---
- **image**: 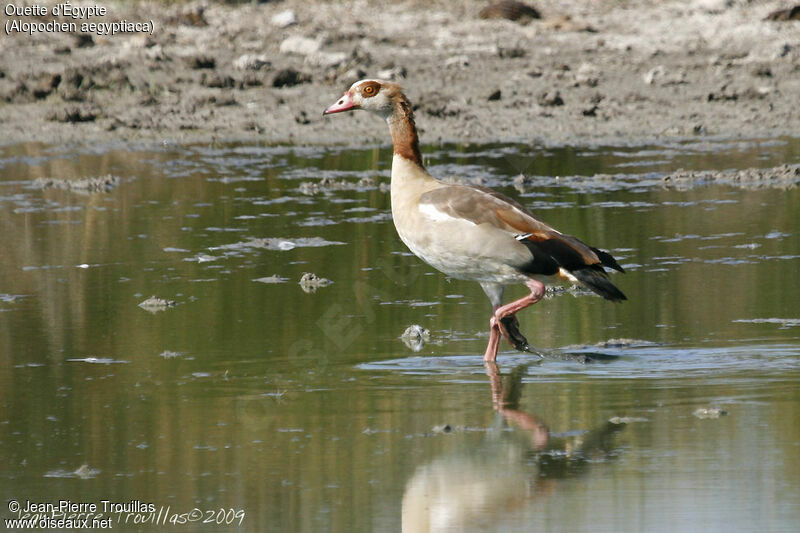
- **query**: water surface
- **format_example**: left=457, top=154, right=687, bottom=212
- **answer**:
left=0, top=137, right=798, bottom=531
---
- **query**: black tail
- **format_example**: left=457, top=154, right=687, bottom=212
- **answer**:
left=516, top=235, right=626, bottom=301
left=572, top=266, right=627, bottom=302
left=591, top=246, right=625, bottom=273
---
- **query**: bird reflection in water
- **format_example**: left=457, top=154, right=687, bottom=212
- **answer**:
left=401, top=363, right=626, bottom=532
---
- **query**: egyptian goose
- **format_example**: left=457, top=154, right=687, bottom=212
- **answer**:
left=323, top=79, right=626, bottom=362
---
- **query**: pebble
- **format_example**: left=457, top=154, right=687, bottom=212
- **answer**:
left=752, top=66, right=772, bottom=78
left=337, top=67, right=368, bottom=87
left=233, top=54, right=271, bottom=71
left=138, top=296, right=177, bottom=311
left=774, top=43, right=792, bottom=59
left=29, top=73, right=61, bottom=99
left=498, top=47, right=526, bottom=58
left=145, top=45, right=167, bottom=62
left=575, top=62, right=600, bottom=87
left=253, top=275, right=289, bottom=284
left=696, top=0, right=733, bottom=13
left=377, top=66, right=407, bottom=80
left=201, top=73, right=235, bottom=89
left=299, top=273, right=333, bottom=293
left=479, top=0, right=541, bottom=22
left=537, top=90, right=564, bottom=106
left=295, top=111, right=310, bottom=125
left=400, top=324, right=431, bottom=352
left=644, top=65, right=686, bottom=86
left=280, top=36, right=321, bottom=56
left=582, top=105, right=599, bottom=117
left=308, top=51, right=348, bottom=68
left=186, top=55, right=216, bottom=70
left=73, top=33, right=94, bottom=48
left=643, top=65, right=666, bottom=85
left=72, top=464, right=100, bottom=479
left=608, top=416, right=649, bottom=424
left=272, top=68, right=311, bottom=88
left=444, top=55, right=470, bottom=68
left=764, top=5, right=800, bottom=21
left=693, top=407, right=728, bottom=419
left=401, top=324, right=431, bottom=341
left=271, top=9, right=298, bottom=28
left=167, top=5, right=207, bottom=27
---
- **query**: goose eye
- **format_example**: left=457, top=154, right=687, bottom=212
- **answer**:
left=363, top=84, right=377, bottom=96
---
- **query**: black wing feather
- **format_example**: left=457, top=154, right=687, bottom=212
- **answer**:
left=572, top=266, right=627, bottom=301
left=518, top=238, right=627, bottom=302
left=591, top=246, right=626, bottom=273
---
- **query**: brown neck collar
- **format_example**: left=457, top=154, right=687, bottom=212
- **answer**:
left=387, top=97, right=422, bottom=167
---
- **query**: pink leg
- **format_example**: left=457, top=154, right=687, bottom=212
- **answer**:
left=484, top=317, right=502, bottom=361
left=483, top=279, right=546, bottom=362
left=484, top=361, right=549, bottom=448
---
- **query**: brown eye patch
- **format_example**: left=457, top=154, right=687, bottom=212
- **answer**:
left=361, top=81, right=380, bottom=97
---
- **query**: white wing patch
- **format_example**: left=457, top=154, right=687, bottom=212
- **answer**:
left=418, top=203, right=476, bottom=225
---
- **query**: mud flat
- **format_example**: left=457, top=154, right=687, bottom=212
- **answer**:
left=0, top=0, right=798, bottom=151
left=30, top=174, right=121, bottom=193
left=663, top=164, right=800, bottom=189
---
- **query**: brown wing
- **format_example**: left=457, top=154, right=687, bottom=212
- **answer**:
left=419, top=183, right=626, bottom=301
left=420, top=184, right=606, bottom=265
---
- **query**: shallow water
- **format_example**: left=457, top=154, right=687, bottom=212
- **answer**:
left=0, top=137, right=799, bottom=532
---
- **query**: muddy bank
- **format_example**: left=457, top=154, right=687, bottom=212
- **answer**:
left=30, top=174, right=121, bottom=193
left=0, top=0, right=798, bottom=149
left=663, top=163, right=800, bottom=189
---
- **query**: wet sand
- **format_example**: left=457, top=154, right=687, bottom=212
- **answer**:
left=1, top=0, right=798, bottom=153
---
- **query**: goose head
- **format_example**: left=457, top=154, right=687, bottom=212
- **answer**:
left=323, top=79, right=401, bottom=120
